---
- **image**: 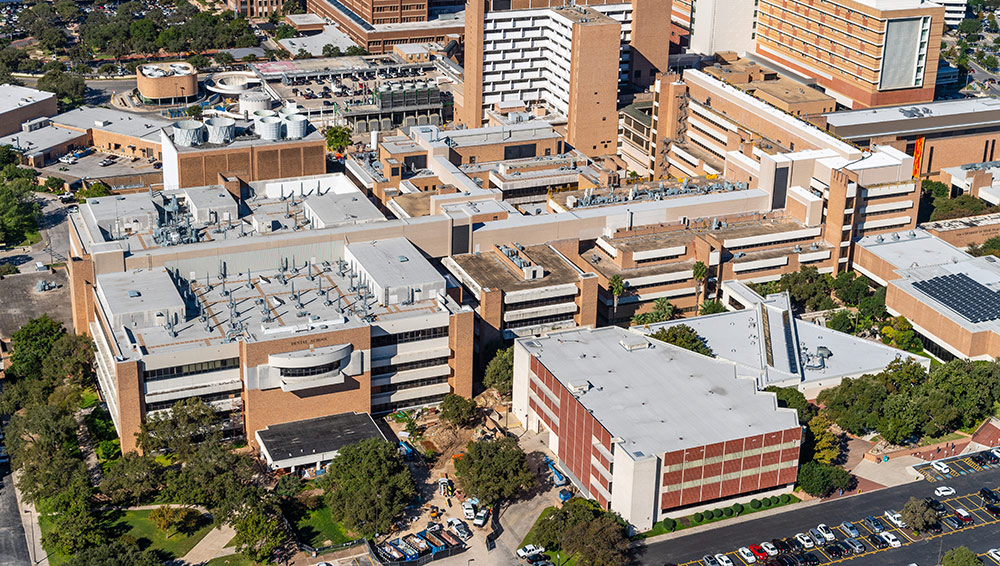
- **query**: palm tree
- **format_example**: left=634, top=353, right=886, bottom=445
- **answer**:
left=608, top=274, right=625, bottom=323
left=632, top=298, right=674, bottom=327
left=692, top=261, right=708, bottom=308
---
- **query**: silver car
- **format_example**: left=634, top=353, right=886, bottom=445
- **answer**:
left=808, top=528, right=825, bottom=546
left=844, top=538, right=866, bottom=554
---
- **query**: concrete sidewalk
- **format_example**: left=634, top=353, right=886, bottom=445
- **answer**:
left=12, top=470, right=47, bottom=566
left=181, top=524, right=237, bottom=565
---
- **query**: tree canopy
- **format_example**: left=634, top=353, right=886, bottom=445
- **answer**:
left=325, top=125, right=353, bottom=152
left=484, top=346, right=513, bottom=396
left=8, top=314, right=65, bottom=381
left=454, top=437, right=535, bottom=506
left=320, top=438, right=415, bottom=537
left=900, top=496, right=937, bottom=533
left=648, top=324, right=712, bottom=357
left=943, top=546, right=984, bottom=566
left=797, top=460, right=851, bottom=497
left=631, top=297, right=675, bottom=326
left=764, top=386, right=816, bottom=425
left=136, top=397, right=220, bottom=459
left=0, top=166, right=40, bottom=248
left=439, top=393, right=478, bottom=427
left=752, top=266, right=835, bottom=311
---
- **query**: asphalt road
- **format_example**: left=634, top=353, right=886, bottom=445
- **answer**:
left=642, top=462, right=1000, bottom=566
left=19, top=76, right=138, bottom=105
left=0, top=460, right=29, bottom=566
left=0, top=194, right=70, bottom=273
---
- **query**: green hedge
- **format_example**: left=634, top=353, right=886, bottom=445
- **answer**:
left=732, top=503, right=744, bottom=515
left=779, top=494, right=790, bottom=504
left=661, top=518, right=676, bottom=531
left=712, top=509, right=723, bottom=519
left=750, top=499, right=761, bottom=509
left=723, top=507, right=734, bottom=517
left=692, top=512, right=704, bottom=523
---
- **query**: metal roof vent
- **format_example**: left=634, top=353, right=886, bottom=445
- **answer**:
left=620, top=335, right=649, bottom=351
left=127, top=290, right=141, bottom=298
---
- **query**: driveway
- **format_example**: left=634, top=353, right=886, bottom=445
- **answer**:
left=1, top=194, right=70, bottom=274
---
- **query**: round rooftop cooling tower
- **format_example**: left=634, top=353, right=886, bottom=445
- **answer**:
left=240, top=91, right=271, bottom=114
left=284, top=114, right=307, bottom=139
left=205, top=117, right=236, bottom=144
left=252, top=109, right=277, bottom=123
left=258, top=116, right=283, bottom=141
left=141, top=65, right=167, bottom=78
left=172, top=120, right=205, bottom=147
left=277, top=104, right=300, bottom=118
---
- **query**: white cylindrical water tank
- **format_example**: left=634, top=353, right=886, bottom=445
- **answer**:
left=277, top=104, right=299, bottom=118
left=205, top=117, right=236, bottom=144
left=172, top=120, right=205, bottom=147
left=284, top=114, right=307, bottom=139
left=240, top=91, right=271, bottom=115
left=252, top=109, right=277, bottom=123
left=258, top=116, right=283, bottom=141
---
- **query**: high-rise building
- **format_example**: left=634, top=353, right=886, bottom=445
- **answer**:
left=754, top=0, right=945, bottom=108
left=458, top=0, right=673, bottom=156
left=303, top=0, right=465, bottom=54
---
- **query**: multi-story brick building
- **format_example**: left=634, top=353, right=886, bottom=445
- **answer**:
left=0, top=85, right=58, bottom=138
left=304, top=0, right=465, bottom=54
left=754, top=0, right=945, bottom=108
left=512, top=326, right=801, bottom=529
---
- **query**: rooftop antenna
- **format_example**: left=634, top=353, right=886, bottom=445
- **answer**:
left=306, top=259, right=314, bottom=281
left=204, top=272, right=212, bottom=292
left=221, top=278, right=228, bottom=297
left=247, top=268, right=253, bottom=290
left=218, top=260, right=226, bottom=281
left=292, top=255, right=299, bottom=273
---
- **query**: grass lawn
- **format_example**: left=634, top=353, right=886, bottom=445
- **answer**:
left=78, top=388, right=100, bottom=409
left=40, top=509, right=214, bottom=565
left=206, top=555, right=257, bottom=566
left=919, top=431, right=967, bottom=446
left=517, top=507, right=578, bottom=566
left=17, top=230, right=41, bottom=247
left=284, top=501, right=351, bottom=548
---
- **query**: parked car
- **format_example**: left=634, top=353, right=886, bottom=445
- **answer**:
left=988, top=548, right=1000, bottom=562
left=925, top=521, right=943, bottom=534
left=884, top=510, right=906, bottom=528
left=840, top=521, right=860, bottom=538
left=748, top=544, right=768, bottom=560
left=517, top=545, right=545, bottom=558
left=760, top=542, right=778, bottom=556
left=864, top=515, right=885, bottom=533
left=807, top=529, right=825, bottom=547
left=714, top=554, right=734, bottom=566
left=794, top=533, right=814, bottom=549
left=955, top=508, right=974, bottom=525
left=981, top=487, right=1000, bottom=504
left=737, top=547, right=757, bottom=564
left=524, top=555, right=547, bottom=565
left=825, top=542, right=844, bottom=558
left=931, top=461, right=952, bottom=474
left=702, top=555, right=720, bottom=566
left=843, top=538, right=866, bottom=554
left=785, top=536, right=802, bottom=552
left=772, top=539, right=790, bottom=553
left=473, top=508, right=490, bottom=527
left=446, top=518, right=472, bottom=539
left=462, top=500, right=476, bottom=519
left=867, top=533, right=889, bottom=549
left=799, top=553, right=820, bottom=566
left=942, top=515, right=962, bottom=530
left=935, top=486, right=956, bottom=497
left=925, top=498, right=947, bottom=516
left=880, top=532, right=901, bottom=548
left=816, top=524, right=835, bottom=542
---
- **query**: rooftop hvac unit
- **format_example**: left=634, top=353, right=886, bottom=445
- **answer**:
left=284, top=114, right=307, bottom=139
left=172, top=119, right=205, bottom=147
left=205, top=117, right=236, bottom=144
left=277, top=103, right=299, bottom=118
left=141, top=65, right=167, bottom=78
left=258, top=116, right=283, bottom=141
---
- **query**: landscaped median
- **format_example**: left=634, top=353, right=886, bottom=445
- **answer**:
left=519, top=492, right=803, bottom=564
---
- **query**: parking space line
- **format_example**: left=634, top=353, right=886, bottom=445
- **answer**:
left=734, top=552, right=750, bottom=566
left=970, top=508, right=995, bottom=524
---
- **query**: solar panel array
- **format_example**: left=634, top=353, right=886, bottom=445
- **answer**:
left=913, top=273, right=1000, bottom=323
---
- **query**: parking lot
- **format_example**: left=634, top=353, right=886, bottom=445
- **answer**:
left=914, top=451, right=1000, bottom=482
left=644, top=451, right=1000, bottom=566
left=39, top=150, right=160, bottom=185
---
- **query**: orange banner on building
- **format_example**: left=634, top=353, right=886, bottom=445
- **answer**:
left=912, top=137, right=925, bottom=178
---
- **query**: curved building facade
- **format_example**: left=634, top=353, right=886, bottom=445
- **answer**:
left=136, top=63, right=199, bottom=105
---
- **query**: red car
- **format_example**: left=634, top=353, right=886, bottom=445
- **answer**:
left=955, top=508, right=974, bottom=524
left=749, top=544, right=769, bottom=561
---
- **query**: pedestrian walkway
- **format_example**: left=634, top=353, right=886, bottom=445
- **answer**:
left=181, top=524, right=237, bottom=565
left=11, top=470, right=48, bottom=566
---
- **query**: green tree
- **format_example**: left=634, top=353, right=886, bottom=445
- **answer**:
left=186, top=54, right=210, bottom=69
left=35, top=70, right=86, bottom=106
left=0, top=174, right=40, bottom=247
left=833, top=271, right=869, bottom=306
left=764, top=386, right=816, bottom=425
left=8, top=315, right=65, bottom=381
left=797, top=461, right=851, bottom=497
left=78, top=182, right=112, bottom=200
left=42, top=333, right=95, bottom=385
left=294, top=49, right=311, bottom=59
left=185, top=104, right=202, bottom=118
left=608, top=274, right=625, bottom=321
left=43, top=176, right=65, bottom=192
left=0, top=145, right=19, bottom=167
left=322, top=44, right=342, bottom=57
left=454, top=437, right=535, bottom=507
left=439, top=393, right=478, bottom=427
left=0, top=262, right=17, bottom=276
left=274, top=24, right=297, bottom=40
left=136, top=397, right=220, bottom=460
left=524, top=497, right=601, bottom=551
left=943, top=546, right=984, bottom=566
left=828, top=310, right=855, bottom=334
left=817, top=374, right=888, bottom=435
left=325, top=125, right=353, bottom=151
left=274, top=474, right=303, bottom=498
left=483, top=346, right=513, bottom=396
left=233, top=510, right=287, bottom=563
left=75, top=540, right=161, bottom=566
left=969, top=235, right=1000, bottom=257
left=692, top=260, right=708, bottom=304
left=214, top=51, right=235, bottom=67
left=321, top=438, right=415, bottom=537
left=648, top=324, right=712, bottom=357
left=97, top=63, right=118, bottom=75
left=100, top=452, right=161, bottom=506
left=931, top=194, right=992, bottom=221
left=699, top=300, right=726, bottom=315
left=807, top=413, right=841, bottom=465
left=282, top=0, right=304, bottom=14
left=922, top=179, right=951, bottom=199
left=631, top=297, right=674, bottom=326
left=958, top=18, right=983, bottom=37
left=41, top=497, right=106, bottom=554
left=345, top=46, right=368, bottom=56
left=149, top=505, right=179, bottom=535
left=900, top=496, right=938, bottom=533
left=562, top=514, right=632, bottom=566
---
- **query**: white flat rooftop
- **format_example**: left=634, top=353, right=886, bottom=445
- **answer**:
left=519, top=326, right=799, bottom=459
left=857, top=228, right=970, bottom=271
